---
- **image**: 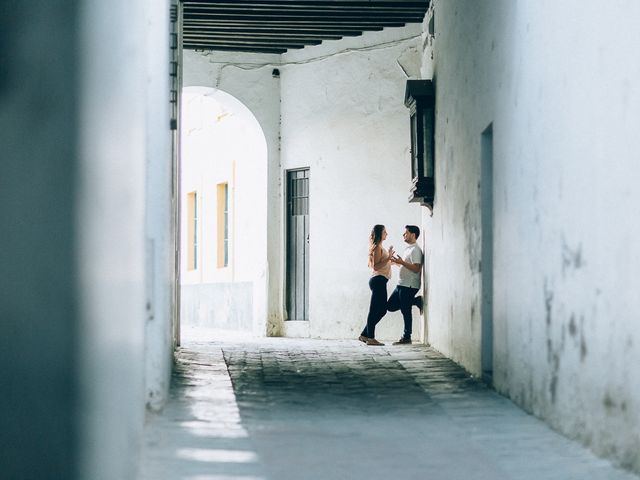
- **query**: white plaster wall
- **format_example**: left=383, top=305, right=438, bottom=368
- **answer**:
left=281, top=26, right=424, bottom=341
left=77, top=0, right=160, bottom=477
left=423, top=0, right=640, bottom=472
left=2, top=1, right=171, bottom=477
left=143, top=0, right=174, bottom=412
left=183, top=51, right=281, bottom=335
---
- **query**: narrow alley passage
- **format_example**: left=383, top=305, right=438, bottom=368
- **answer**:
left=139, top=332, right=638, bottom=480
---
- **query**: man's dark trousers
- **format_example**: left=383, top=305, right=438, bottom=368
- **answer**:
left=387, top=285, right=419, bottom=339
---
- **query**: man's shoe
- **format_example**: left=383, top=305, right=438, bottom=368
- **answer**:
left=415, top=295, right=424, bottom=315
left=366, top=338, right=385, bottom=346
left=358, top=335, right=369, bottom=344
left=392, top=337, right=412, bottom=345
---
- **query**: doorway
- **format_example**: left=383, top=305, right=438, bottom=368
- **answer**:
left=481, top=124, right=494, bottom=383
left=285, top=168, right=310, bottom=321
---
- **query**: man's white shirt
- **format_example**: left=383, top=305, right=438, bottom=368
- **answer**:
left=397, top=244, right=423, bottom=289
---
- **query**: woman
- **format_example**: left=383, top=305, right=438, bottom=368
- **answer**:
left=359, top=224, right=394, bottom=346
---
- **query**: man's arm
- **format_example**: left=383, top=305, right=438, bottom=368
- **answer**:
left=390, top=255, right=422, bottom=273
left=402, top=259, right=422, bottom=273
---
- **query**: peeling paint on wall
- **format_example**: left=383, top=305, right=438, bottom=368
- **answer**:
left=561, top=237, right=584, bottom=276
left=396, top=45, right=421, bottom=78
left=544, top=280, right=554, bottom=327
left=543, top=271, right=566, bottom=406
left=464, top=201, right=481, bottom=274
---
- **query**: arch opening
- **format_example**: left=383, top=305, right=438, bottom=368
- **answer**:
left=179, top=86, right=268, bottom=338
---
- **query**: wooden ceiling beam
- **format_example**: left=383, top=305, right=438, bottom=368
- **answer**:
left=185, top=30, right=347, bottom=38
left=185, top=39, right=322, bottom=49
left=184, top=10, right=423, bottom=20
left=184, top=32, right=346, bottom=41
left=184, top=25, right=372, bottom=35
left=184, top=43, right=288, bottom=54
left=184, top=13, right=424, bottom=21
left=184, top=31, right=363, bottom=40
left=182, top=0, right=429, bottom=53
left=184, top=19, right=389, bottom=28
left=184, top=24, right=415, bottom=31
left=183, top=6, right=425, bottom=14
left=184, top=36, right=322, bottom=45
left=184, top=17, right=412, bottom=26
left=184, top=0, right=426, bottom=5
left=185, top=23, right=407, bottom=31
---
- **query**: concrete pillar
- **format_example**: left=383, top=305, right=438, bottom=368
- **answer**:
left=0, top=0, right=173, bottom=478
left=75, top=1, right=149, bottom=476
left=143, top=0, right=175, bottom=412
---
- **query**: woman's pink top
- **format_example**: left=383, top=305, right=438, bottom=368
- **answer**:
left=371, top=246, right=391, bottom=279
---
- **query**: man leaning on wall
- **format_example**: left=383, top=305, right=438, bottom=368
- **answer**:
left=388, top=225, right=423, bottom=344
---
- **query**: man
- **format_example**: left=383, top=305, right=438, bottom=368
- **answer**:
left=388, top=225, right=424, bottom=344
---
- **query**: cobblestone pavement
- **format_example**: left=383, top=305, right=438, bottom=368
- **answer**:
left=139, top=332, right=639, bottom=480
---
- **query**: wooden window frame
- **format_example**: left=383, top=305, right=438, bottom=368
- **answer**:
left=216, top=182, right=229, bottom=268
left=187, top=191, right=198, bottom=270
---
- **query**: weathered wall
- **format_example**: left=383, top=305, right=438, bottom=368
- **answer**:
left=181, top=283, right=253, bottom=331
left=423, top=0, right=640, bottom=472
left=76, top=0, right=164, bottom=477
left=143, top=0, right=174, bottom=412
left=280, top=26, right=424, bottom=340
left=183, top=51, right=281, bottom=335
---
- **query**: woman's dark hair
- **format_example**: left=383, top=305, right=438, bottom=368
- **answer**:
left=369, top=224, right=385, bottom=247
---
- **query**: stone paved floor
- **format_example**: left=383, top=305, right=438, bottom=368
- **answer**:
left=138, top=329, right=639, bottom=480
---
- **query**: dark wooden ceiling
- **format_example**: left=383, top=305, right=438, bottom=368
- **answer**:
left=182, top=0, right=430, bottom=54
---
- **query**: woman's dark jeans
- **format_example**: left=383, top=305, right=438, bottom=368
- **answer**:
left=360, top=275, right=388, bottom=339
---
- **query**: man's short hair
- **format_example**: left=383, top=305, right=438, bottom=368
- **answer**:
left=405, top=225, right=420, bottom=239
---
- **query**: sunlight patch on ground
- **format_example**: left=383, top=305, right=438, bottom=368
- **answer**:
left=176, top=448, right=258, bottom=464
